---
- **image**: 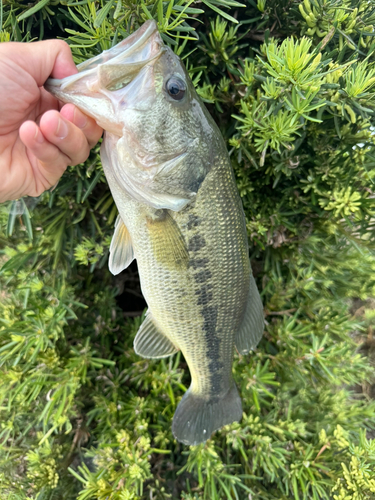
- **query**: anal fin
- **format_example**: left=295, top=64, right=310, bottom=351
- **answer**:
left=235, top=274, right=264, bottom=355
left=109, top=215, right=134, bottom=275
left=134, top=311, right=179, bottom=359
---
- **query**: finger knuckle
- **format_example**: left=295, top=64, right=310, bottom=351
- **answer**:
left=88, top=128, right=103, bottom=149
left=47, top=146, right=64, bottom=165
left=50, top=39, right=71, bottom=54
left=70, top=143, right=90, bottom=166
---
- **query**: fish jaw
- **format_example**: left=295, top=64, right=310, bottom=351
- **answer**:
left=44, top=20, right=163, bottom=134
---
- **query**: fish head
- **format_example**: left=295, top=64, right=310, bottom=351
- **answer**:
left=119, top=39, right=218, bottom=169
left=46, top=21, right=221, bottom=207
left=45, top=20, right=164, bottom=135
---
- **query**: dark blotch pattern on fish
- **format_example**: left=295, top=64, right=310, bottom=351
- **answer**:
left=192, top=257, right=223, bottom=395
left=201, top=304, right=224, bottom=394
left=195, top=283, right=213, bottom=306
left=188, top=234, right=206, bottom=252
left=193, top=269, right=212, bottom=283
left=190, top=258, right=209, bottom=269
left=187, top=207, right=224, bottom=396
left=187, top=214, right=201, bottom=230
left=188, top=176, right=205, bottom=193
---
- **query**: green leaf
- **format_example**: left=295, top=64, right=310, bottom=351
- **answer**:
left=172, top=4, right=204, bottom=14
left=209, top=0, right=245, bottom=7
left=20, top=199, right=33, bottom=241
left=81, top=170, right=103, bottom=203
left=201, top=0, right=239, bottom=23
left=68, top=467, right=87, bottom=483
left=6, top=202, right=17, bottom=237
left=94, top=0, right=115, bottom=28
left=18, top=0, right=50, bottom=21
left=113, top=0, right=121, bottom=20
left=140, top=0, right=153, bottom=20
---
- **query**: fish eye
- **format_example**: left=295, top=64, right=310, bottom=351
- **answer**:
left=166, top=77, right=186, bottom=101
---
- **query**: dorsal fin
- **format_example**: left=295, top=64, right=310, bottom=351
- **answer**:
left=235, top=274, right=264, bottom=355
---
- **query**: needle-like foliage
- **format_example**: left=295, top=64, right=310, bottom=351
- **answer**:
left=1, top=0, right=375, bottom=499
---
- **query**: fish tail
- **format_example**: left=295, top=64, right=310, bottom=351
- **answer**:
left=172, top=384, right=242, bottom=446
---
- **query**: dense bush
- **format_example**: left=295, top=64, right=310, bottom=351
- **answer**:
left=1, top=0, right=375, bottom=498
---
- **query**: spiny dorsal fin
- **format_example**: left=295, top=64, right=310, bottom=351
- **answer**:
left=109, top=215, right=134, bottom=275
left=235, top=274, right=264, bottom=355
left=134, top=311, right=179, bottom=359
left=146, top=211, right=189, bottom=270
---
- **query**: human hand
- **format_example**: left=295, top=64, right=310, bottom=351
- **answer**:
left=0, top=40, right=103, bottom=203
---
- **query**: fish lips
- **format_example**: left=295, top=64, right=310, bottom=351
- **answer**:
left=45, top=20, right=163, bottom=133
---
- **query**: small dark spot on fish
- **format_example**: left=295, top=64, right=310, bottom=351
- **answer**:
left=187, top=214, right=201, bottom=230
left=196, top=283, right=213, bottom=306
left=188, top=234, right=206, bottom=252
left=155, top=132, right=165, bottom=145
left=209, top=357, right=224, bottom=373
left=193, top=269, right=212, bottom=283
left=201, top=305, right=217, bottom=335
left=190, top=258, right=209, bottom=269
left=210, top=372, right=224, bottom=394
left=195, top=283, right=212, bottom=295
left=146, top=209, right=167, bottom=223
left=188, top=176, right=205, bottom=193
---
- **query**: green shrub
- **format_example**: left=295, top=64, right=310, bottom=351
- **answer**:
left=1, top=0, right=375, bottom=498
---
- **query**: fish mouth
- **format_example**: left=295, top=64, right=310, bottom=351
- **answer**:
left=45, top=20, right=163, bottom=132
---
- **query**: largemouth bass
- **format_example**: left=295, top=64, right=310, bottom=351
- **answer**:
left=46, top=21, right=264, bottom=446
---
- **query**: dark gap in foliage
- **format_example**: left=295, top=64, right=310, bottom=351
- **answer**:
left=42, top=24, right=66, bottom=40
left=114, top=260, right=147, bottom=316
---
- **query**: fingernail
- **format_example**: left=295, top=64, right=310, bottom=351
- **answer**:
left=74, top=108, right=87, bottom=129
left=34, top=127, right=44, bottom=144
left=56, top=117, right=68, bottom=139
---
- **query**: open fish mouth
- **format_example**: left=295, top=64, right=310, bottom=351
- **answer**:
left=45, top=20, right=163, bottom=131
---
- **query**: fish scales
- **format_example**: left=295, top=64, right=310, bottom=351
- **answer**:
left=45, top=20, right=264, bottom=445
left=105, top=144, right=248, bottom=396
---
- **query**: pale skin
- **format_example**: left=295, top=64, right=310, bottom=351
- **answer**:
left=0, top=40, right=103, bottom=203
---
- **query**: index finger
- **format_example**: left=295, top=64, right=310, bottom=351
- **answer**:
left=0, top=39, right=78, bottom=86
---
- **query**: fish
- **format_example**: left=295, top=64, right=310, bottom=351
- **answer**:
left=45, top=20, right=264, bottom=446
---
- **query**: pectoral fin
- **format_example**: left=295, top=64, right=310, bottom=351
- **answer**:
left=134, top=311, right=179, bottom=359
left=146, top=211, right=189, bottom=270
left=235, top=275, right=264, bottom=354
left=109, top=215, right=134, bottom=275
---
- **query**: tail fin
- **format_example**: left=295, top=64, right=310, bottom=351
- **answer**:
left=172, top=384, right=242, bottom=445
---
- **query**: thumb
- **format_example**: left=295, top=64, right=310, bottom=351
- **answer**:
left=5, top=39, right=78, bottom=86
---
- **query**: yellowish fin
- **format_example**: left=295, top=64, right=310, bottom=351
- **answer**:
left=146, top=211, right=189, bottom=270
